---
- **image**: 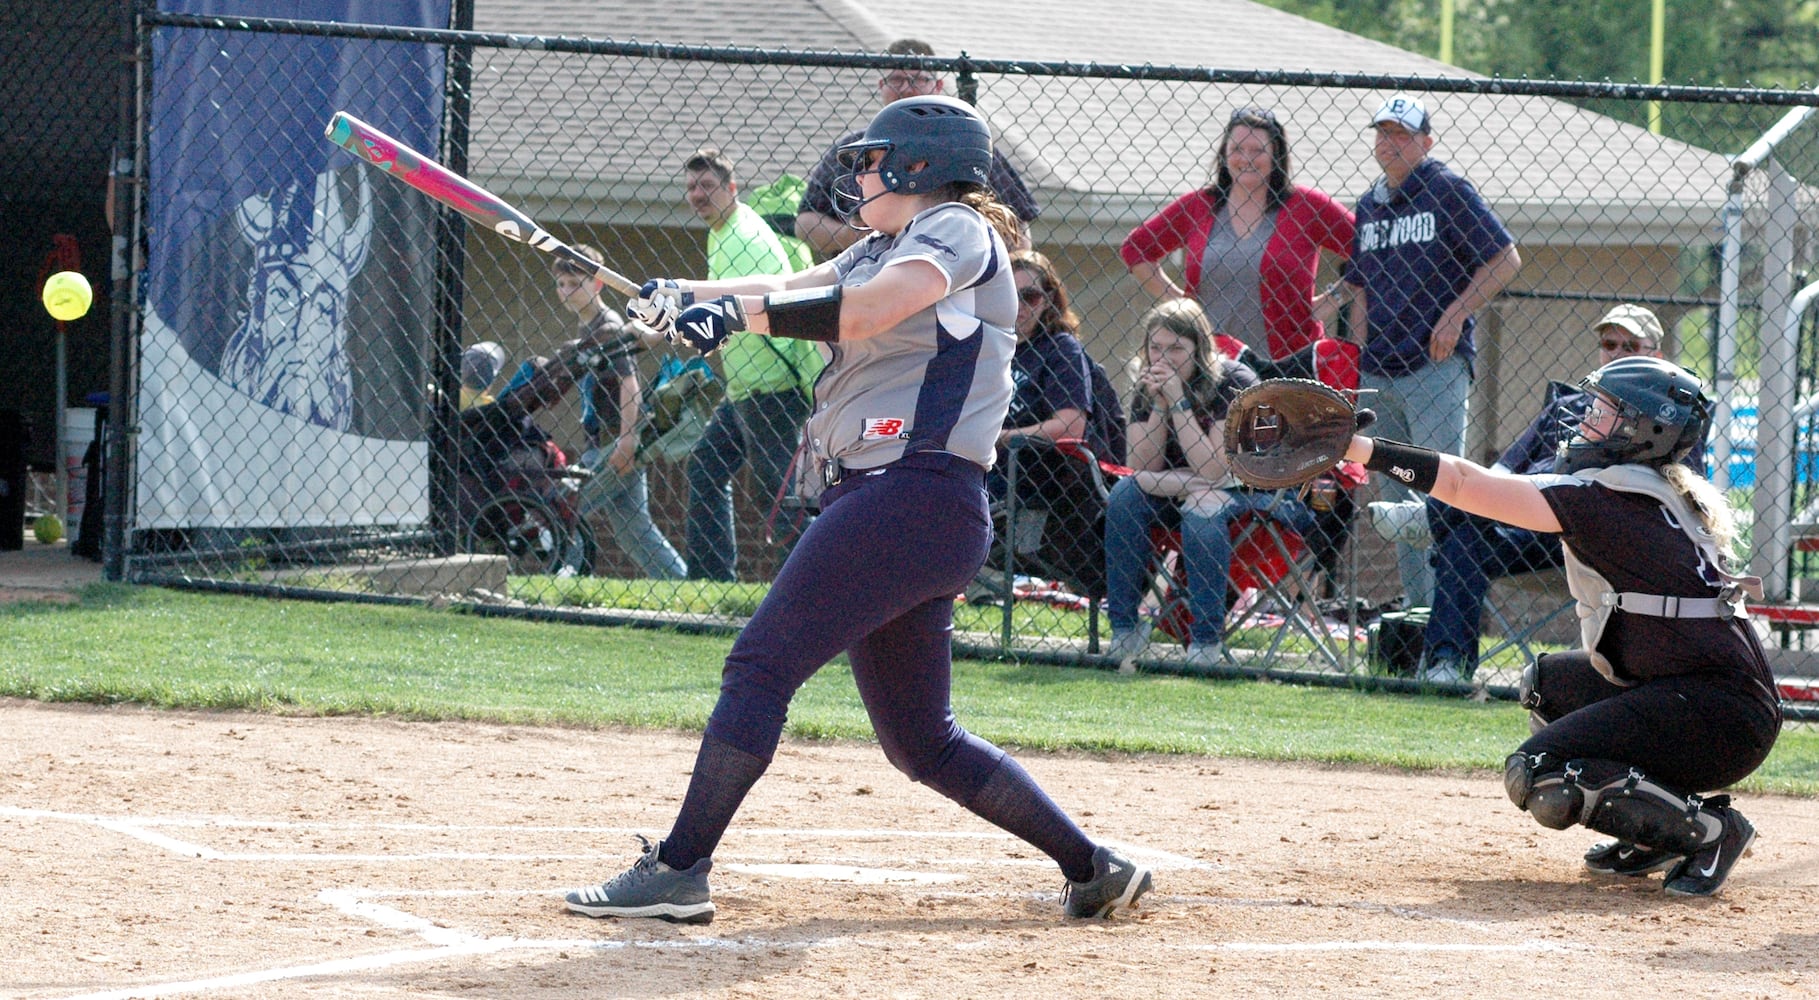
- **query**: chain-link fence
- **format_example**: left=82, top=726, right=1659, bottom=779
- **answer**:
left=112, top=10, right=1819, bottom=713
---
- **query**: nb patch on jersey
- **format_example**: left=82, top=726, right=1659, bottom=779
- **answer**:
left=861, top=417, right=909, bottom=441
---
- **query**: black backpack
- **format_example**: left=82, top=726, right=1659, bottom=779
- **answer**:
left=1083, top=356, right=1127, bottom=466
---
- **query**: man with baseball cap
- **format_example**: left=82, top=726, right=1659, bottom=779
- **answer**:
left=1342, top=92, right=1522, bottom=612
left=1368, top=303, right=1688, bottom=683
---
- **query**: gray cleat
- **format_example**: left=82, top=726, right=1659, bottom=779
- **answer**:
left=565, top=835, right=716, bottom=924
left=1062, top=845, right=1153, bottom=918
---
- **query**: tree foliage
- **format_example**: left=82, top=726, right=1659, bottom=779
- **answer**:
left=1262, top=0, right=1819, bottom=153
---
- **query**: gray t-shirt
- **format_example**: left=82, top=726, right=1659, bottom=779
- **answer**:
left=801, top=203, right=1016, bottom=489
left=1195, top=206, right=1275, bottom=357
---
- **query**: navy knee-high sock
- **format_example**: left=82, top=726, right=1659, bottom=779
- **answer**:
left=957, top=752, right=1098, bottom=883
left=657, top=735, right=769, bottom=871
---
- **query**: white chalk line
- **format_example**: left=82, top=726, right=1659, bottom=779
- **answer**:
left=11, top=804, right=1550, bottom=1000
left=53, top=889, right=1571, bottom=1000
left=1186, top=940, right=1588, bottom=954
left=1, top=805, right=1204, bottom=870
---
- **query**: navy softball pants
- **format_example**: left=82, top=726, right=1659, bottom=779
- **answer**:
left=662, top=457, right=1097, bottom=880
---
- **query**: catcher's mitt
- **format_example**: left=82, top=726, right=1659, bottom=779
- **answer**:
left=1223, top=378, right=1361, bottom=490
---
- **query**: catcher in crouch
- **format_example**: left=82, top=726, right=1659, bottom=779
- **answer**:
left=1227, top=358, right=1778, bottom=897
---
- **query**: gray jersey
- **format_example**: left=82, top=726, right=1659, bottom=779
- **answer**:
left=803, top=203, right=1016, bottom=488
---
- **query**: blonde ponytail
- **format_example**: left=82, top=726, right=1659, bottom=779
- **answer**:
left=1661, top=464, right=1740, bottom=565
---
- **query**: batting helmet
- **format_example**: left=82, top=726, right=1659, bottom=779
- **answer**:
left=836, top=95, right=993, bottom=199
left=1556, top=355, right=1710, bottom=474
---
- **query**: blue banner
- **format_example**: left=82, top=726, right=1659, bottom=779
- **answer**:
left=140, top=1, right=447, bottom=528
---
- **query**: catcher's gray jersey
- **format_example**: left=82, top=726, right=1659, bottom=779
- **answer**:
left=804, top=203, right=1016, bottom=480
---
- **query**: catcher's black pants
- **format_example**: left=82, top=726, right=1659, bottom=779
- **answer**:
left=1518, top=651, right=1780, bottom=795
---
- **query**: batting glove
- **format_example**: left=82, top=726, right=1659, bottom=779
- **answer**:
left=674, top=296, right=746, bottom=357
left=628, top=279, right=692, bottom=338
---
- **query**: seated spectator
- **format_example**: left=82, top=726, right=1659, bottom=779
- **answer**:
left=459, top=341, right=505, bottom=410
left=1103, top=299, right=1314, bottom=673
left=982, top=250, right=1113, bottom=600
left=1120, top=105, right=1354, bottom=366
left=1368, top=304, right=1685, bottom=682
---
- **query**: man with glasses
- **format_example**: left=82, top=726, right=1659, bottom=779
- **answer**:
left=793, top=38, right=1040, bottom=260
left=1368, top=304, right=1692, bottom=683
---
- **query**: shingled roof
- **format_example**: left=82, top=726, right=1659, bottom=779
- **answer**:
left=467, top=0, right=1734, bottom=245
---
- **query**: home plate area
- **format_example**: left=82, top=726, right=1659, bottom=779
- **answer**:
left=4, top=705, right=1815, bottom=999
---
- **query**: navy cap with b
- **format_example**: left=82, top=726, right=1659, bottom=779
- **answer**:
left=1370, top=94, right=1431, bottom=134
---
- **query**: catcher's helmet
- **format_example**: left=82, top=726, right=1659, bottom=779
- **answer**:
left=836, top=95, right=993, bottom=203
left=1556, top=356, right=1710, bottom=474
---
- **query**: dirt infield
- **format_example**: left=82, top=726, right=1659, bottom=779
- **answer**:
left=4, top=698, right=1816, bottom=1000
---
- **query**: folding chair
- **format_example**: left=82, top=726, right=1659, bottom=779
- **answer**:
left=996, top=435, right=1119, bottom=651
left=1147, top=495, right=1354, bottom=674
left=1480, top=568, right=1576, bottom=668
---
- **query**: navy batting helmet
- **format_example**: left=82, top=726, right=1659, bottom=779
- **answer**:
left=1557, top=356, right=1710, bottom=474
left=836, top=95, right=993, bottom=198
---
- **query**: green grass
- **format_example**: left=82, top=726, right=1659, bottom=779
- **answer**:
left=6, top=584, right=1816, bottom=796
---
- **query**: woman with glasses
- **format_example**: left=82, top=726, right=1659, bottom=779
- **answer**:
left=980, top=249, right=1119, bottom=602
left=1121, top=106, right=1355, bottom=367
left=1342, top=354, right=1776, bottom=899
left=566, top=94, right=1152, bottom=924
left=999, top=250, right=1099, bottom=458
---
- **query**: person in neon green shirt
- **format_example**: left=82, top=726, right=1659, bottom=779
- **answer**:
left=682, top=147, right=823, bottom=579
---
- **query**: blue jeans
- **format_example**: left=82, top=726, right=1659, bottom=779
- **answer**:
left=685, top=391, right=811, bottom=581
left=1425, top=499, right=1562, bottom=668
left=575, top=452, right=686, bottom=579
left=1103, top=476, right=1315, bottom=646
left=1360, top=353, right=1469, bottom=608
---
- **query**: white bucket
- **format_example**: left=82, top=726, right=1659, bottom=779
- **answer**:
left=63, top=407, right=95, bottom=544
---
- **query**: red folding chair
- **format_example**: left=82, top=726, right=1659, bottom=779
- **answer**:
left=1147, top=502, right=1354, bottom=673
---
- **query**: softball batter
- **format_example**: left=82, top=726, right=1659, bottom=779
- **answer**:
left=1344, top=355, right=1778, bottom=897
left=563, top=95, right=1152, bottom=923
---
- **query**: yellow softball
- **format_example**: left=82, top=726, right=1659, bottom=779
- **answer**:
left=42, top=271, right=93, bottom=322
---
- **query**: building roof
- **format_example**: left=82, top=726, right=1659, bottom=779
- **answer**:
left=466, top=0, right=1736, bottom=245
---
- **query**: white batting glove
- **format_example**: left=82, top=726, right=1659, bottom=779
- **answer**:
left=628, top=279, right=692, bottom=338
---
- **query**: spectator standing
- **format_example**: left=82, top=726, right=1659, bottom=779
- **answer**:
left=794, top=38, right=1039, bottom=260
left=1121, top=105, right=1355, bottom=364
left=1342, top=94, right=1521, bottom=610
left=1369, top=304, right=1683, bottom=682
left=549, top=247, right=685, bottom=579
left=1102, top=299, right=1313, bottom=673
left=680, top=148, right=823, bottom=580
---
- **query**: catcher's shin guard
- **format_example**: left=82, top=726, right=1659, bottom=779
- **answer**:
left=1504, top=753, right=1722, bottom=852
left=1504, top=752, right=1584, bottom=830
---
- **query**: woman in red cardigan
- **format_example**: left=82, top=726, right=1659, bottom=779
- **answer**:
left=1121, top=106, right=1355, bottom=365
